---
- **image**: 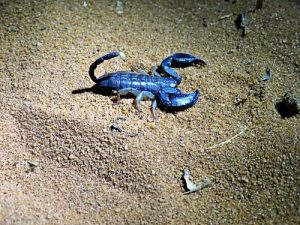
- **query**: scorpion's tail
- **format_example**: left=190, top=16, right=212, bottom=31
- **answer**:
left=89, top=51, right=126, bottom=83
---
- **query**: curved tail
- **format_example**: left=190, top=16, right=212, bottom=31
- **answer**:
left=88, top=51, right=126, bottom=83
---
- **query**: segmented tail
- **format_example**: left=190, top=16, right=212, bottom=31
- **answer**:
left=88, top=51, right=126, bottom=83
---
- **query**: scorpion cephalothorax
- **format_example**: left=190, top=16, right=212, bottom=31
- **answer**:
left=88, top=51, right=206, bottom=118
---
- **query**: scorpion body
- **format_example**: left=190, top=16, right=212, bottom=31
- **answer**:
left=94, top=72, right=177, bottom=95
left=89, top=51, right=206, bottom=117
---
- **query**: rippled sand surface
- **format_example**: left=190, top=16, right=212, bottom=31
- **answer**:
left=0, top=1, right=299, bottom=224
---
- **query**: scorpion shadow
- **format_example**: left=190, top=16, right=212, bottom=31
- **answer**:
left=72, top=85, right=112, bottom=96
left=72, top=85, right=143, bottom=104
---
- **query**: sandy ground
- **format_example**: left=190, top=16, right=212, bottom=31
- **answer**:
left=0, top=0, right=299, bottom=224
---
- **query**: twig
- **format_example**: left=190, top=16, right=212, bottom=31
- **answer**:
left=218, top=13, right=233, bottom=21
left=205, top=125, right=247, bottom=150
left=206, top=13, right=233, bottom=26
left=256, top=0, right=263, bottom=9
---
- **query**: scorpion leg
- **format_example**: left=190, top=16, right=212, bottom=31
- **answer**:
left=115, top=88, right=157, bottom=118
left=115, top=88, right=140, bottom=104
left=157, top=53, right=207, bottom=84
left=150, top=66, right=161, bottom=77
left=135, top=91, right=157, bottom=118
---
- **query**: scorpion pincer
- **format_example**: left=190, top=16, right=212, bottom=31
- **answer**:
left=88, top=51, right=206, bottom=118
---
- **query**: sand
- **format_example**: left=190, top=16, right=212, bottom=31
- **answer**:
left=0, top=0, right=299, bottom=224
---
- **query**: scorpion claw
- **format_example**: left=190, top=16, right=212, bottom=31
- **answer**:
left=157, top=53, right=207, bottom=84
left=167, top=53, right=207, bottom=67
left=157, top=90, right=200, bottom=111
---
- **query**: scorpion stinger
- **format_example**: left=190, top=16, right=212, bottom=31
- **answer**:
left=88, top=51, right=206, bottom=118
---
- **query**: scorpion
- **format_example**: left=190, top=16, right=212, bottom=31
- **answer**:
left=89, top=51, right=206, bottom=118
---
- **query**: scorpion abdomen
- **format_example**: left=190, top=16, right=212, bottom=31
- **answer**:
left=96, top=72, right=177, bottom=94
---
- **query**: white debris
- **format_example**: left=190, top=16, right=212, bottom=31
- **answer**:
left=116, top=0, right=124, bottom=15
left=119, top=51, right=126, bottom=61
left=83, top=0, right=88, bottom=7
left=262, top=59, right=276, bottom=81
left=183, top=169, right=212, bottom=194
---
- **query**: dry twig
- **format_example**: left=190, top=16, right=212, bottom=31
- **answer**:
left=205, top=125, right=247, bottom=150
